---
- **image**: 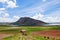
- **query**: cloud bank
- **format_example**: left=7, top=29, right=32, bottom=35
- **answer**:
left=0, top=0, right=19, bottom=22
left=0, top=0, right=60, bottom=23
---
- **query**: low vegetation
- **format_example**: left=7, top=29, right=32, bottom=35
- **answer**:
left=0, top=25, right=60, bottom=40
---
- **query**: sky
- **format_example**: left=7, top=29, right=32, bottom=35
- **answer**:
left=0, top=0, right=60, bottom=23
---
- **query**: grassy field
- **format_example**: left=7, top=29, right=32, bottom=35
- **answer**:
left=0, top=25, right=60, bottom=40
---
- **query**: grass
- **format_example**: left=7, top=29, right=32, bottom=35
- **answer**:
left=0, top=25, right=60, bottom=40
left=3, top=33, right=48, bottom=40
left=3, top=35, right=19, bottom=40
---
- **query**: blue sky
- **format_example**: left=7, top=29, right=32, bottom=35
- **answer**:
left=0, top=0, right=60, bottom=23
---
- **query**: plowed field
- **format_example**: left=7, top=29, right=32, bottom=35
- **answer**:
left=32, top=30, right=60, bottom=38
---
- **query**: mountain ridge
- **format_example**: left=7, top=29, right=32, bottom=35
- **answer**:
left=13, top=17, right=47, bottom=26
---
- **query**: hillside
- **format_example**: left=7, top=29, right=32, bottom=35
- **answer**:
left=13, top=17, right=47, bottom=26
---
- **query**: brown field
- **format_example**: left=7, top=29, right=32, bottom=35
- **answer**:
left=0, top=32, right=13, bottom=40
left=32, top=30, right=60, bottom=39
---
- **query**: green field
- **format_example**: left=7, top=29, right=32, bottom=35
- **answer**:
left=0, top=25, right=60, bottom=40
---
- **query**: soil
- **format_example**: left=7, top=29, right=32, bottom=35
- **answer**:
left=0, top=32, right=13, bottom=40
left=32, top=30, right=60, bottom=38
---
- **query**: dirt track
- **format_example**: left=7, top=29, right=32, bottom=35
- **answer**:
left=32, top=30, right=60, bottom=38
left=0, top=33, right=13, bottom=40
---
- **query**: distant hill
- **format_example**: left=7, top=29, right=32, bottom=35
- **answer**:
left=47, top=22, right=60, bottom=26
left=0, top=17, right=60, bottom=26
left=12, top=17, right=47, bottom=26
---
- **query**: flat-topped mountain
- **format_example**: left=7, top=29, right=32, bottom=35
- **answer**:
left=13, top=17, right=47, bottom=26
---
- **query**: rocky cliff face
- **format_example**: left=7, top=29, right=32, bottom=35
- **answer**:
left=13, top=17, right=47, bottom=26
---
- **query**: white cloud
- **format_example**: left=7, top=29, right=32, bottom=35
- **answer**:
left=22, top=0, right=60, bottom=23
left=0, top=15, right=20, bottom=22
left=0, top=8, right=19, bottom=22
left=46, top=9, right=60, bottom=17
left=0, top=0, right=60, bottom=22
left=0, top=0, right=18, bottom=8
left=43, top=10, right=60, bottom=22
left=0, top=11, right=20, bottom=22
left=43, top=17, right=60, bottom=23
left=22, top=0, right=60, bottom=13
left=0, top=0, right=19, bottom=22
left=0, top=0, right=8, bottom=3
left=3, top=13, right=9, bottom=17
left=31, top=13, right=60, bottom=22
left=31, top=13, right=44, bottom=20
left=0, top=8, right=6, bottom=15
left=7, top=0, right=18, bottom=8
left=0, top=9, right=10, bottom=22
left=42, top=0, right=46, bottom=2
left=14, top=0, right=16, bottom=3
left=0, top=11, right=3, bottom=14
left=0, top=9, right=9, bottom=17
left=13, top=16, right=20, bottom=19
left=0, top=17, right=14, bottom=22
left=31, top=9, right=60, bottom=23
left=0, top=8, right=6, bottom=11
left=0, top=16, right=20, bottom=22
